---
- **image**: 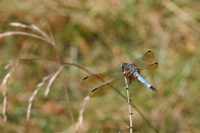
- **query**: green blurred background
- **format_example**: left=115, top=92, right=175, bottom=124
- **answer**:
left=0, top=0, right=200, bottom=133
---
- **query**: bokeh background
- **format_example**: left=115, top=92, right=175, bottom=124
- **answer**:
left=0, top=0, right=200, bottom=133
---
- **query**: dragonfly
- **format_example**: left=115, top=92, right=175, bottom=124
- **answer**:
left=80, top=51, right=158, bottom=97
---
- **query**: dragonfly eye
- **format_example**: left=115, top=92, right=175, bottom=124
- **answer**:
left=120, top=63, right=128, bottom=71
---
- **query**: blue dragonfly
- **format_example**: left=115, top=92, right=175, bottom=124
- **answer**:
left=81, top=51, right=158, bottom=97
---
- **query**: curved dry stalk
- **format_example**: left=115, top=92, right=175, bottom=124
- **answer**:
left=26, top=65, right=64, bottom=121
left=0, top=31, right=55, bottom=47
left=0, top=60, right=20, bottom=122
left=45, top=66, right=64, bottom=97
left=9, top=22, right=56, bottom=46
left=26, top=74, right=52, bottom=121
left=10, top=22, right=48, bottom=36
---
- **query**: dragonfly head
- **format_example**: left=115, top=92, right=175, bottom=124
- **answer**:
left=120, top=63, right=128, bottom=72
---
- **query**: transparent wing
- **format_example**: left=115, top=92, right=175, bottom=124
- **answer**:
left=89, top=76, right=126, bottom=97
left=80, top=69, right=123, bottom=90
left=133, top=51, right=155, bottom=69
left=138, top=62, right=158, bottom=77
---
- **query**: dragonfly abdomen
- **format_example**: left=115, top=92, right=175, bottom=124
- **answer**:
left=133, top=72, right=157, bottom=92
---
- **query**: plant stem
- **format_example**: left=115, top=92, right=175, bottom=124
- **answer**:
left=124, top=76, right=133, bottom=133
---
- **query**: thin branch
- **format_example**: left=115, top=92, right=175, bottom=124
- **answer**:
left=124, top=75, right=133, bottom=133
left=130, top=102, right=159, bottom=133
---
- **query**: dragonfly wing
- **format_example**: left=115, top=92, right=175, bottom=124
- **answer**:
left=89, top=76, right=126, bottom=97
left=138, top=62, right=158, bottom=77
left=133, top=51, right=155, bottom=69
left=80, top=69, right=123, bottom=91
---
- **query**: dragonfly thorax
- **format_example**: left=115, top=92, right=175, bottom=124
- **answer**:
left=120, top=63, right=138, bottom=75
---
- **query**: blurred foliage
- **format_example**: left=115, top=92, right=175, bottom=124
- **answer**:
left=0, top=0, right=200, bottom=133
